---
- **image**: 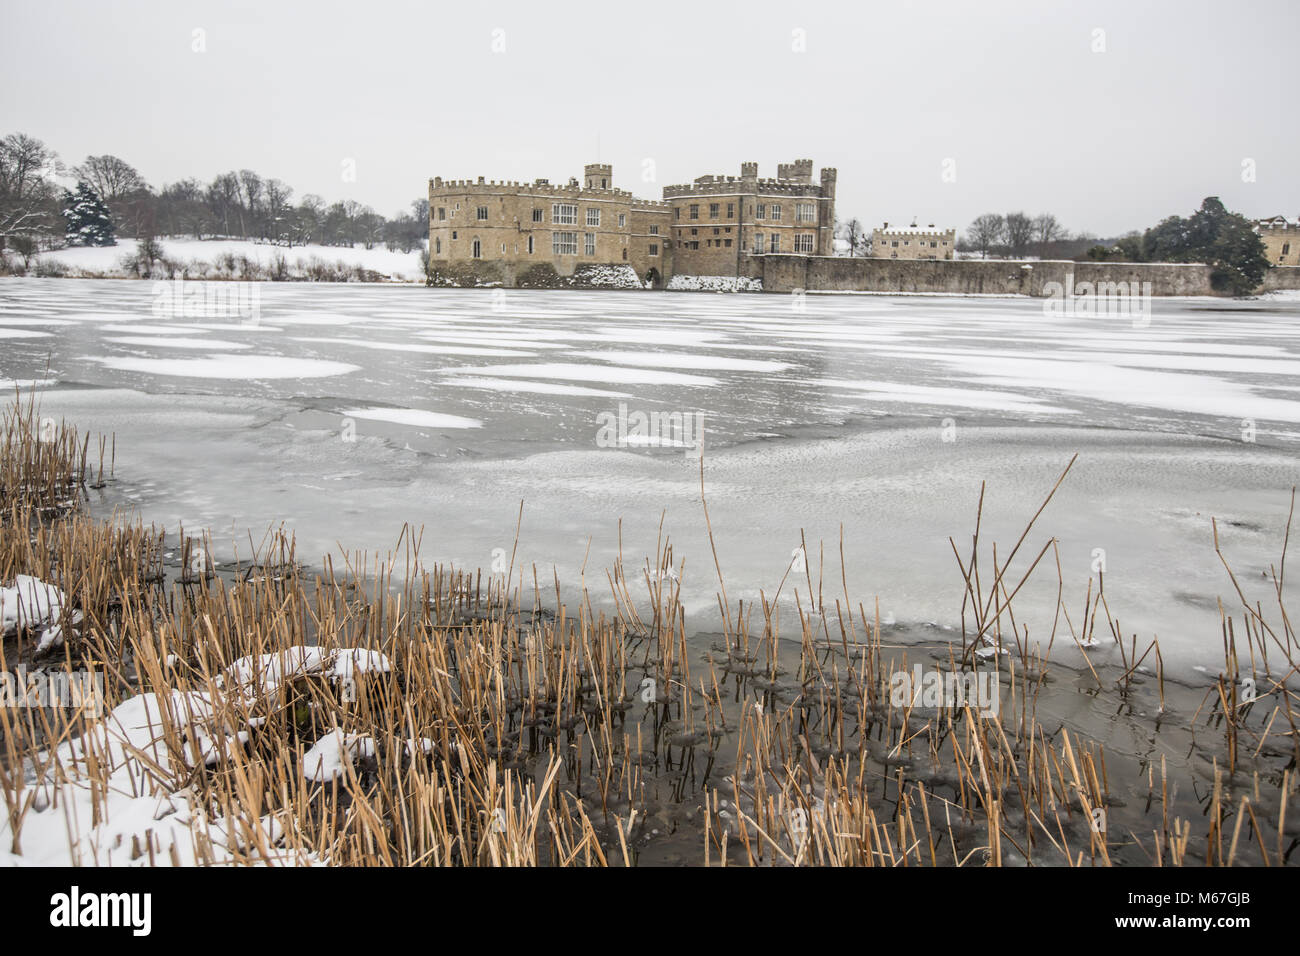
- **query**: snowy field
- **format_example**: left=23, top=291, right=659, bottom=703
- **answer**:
left=1, top=277, right=1298, bottom=675
left=36, top=237, right=427, bottom=282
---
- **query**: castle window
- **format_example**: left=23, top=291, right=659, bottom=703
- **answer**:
left=689, top=204, right=699, bottom=220
left=585, top=232, right=596, bottom=255
left=794, top=234, right=814, bottom=253
left=532, top=208, right=543, bottom=223
left=622, top=249, right=627, bottom=260
left=769, top=234, right=779, bottom=253
left=709, top=203, right=719, bottom=219
left=756, top=204, right=766, bottom=219
left=602, top=179, right=607, bottom=188
left=452, top=231, right=457, bottom=240
left=553, top=231, right=578, bottom=254
left=649, top=225, right=658, bottom=235
left=619, top=214, right=627, bottom=228
left=753, top=233, right=765, bottom=253
left=796, top=203, right=816, bottom=223
left=649, top=243, right=659, bottom=257
left=713, top=228, right=720, bottom=235
left=891, top=241, right=898, bottom=248
left=553, top=203, right=578, bottom=225
left=930, top=241, right=937, bottom=248
left=586, top=208, right=601, bottom=227
left=435, top=237, right=441, bottom=254
left=438, top=207, right=446, bottom=221
left=528, top=235, right=534, bottom=254
left=727, top=203, right=735, bottom=218
left=1285, top=243, right=1292, bottom=256
left=477, top=206, right=488, bottom=221
left=674, top=208, right=681, bottom=220
left=471, top=238, right=482, bottom=258
left=724, top=239, right=732, bottom=247
left=769, top=205, right=782, bottom=222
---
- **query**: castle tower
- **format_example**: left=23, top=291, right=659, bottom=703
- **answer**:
left=777, top=159, right=814, bottom=183
left=584, top=163, right=613, bottom=189
left=740, top=161, right=758, bottom=180
left=819, top=167, right=837, bottom=256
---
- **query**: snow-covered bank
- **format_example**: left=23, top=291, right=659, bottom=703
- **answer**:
left=33, top=237, right=427, bottom=283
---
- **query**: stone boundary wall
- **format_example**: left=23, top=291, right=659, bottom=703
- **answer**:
left=1260, top=266, right=1300, bottom=292
left=754, top=255, right=1235, bottom=296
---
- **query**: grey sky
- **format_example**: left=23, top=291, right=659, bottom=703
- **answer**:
left=1, top=0, right=1295, bottom=237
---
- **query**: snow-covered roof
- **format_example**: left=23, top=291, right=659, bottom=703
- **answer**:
left=1256, top=215, right=1299, bottom=229
left=873, top=224, right=955, bottom=237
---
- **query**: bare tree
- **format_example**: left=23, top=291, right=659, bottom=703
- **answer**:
left=0, top=133, right=60, bottom=252
left=72, top=155, right=148, bottom=201
left=838, top=217, right=867, bottom=256
left=1032, top=213, right=1064, bottom=246
left=966, top=213, right=1005, bottom=259
left=1004, top=211, right=1033, bottom=257
left=264, top=178, right=294, bottom=244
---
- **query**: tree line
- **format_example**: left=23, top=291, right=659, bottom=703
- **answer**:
left=0, top=131, right=429, bottom=267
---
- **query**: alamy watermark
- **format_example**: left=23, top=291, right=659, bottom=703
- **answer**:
left=595, top=402, right=704, bottom=456
left=151, top=277, right=261, bottom=325
left=889, top=664, right=999, bottom=717
left=2, top=668, right=104, bottom=716
left=1042, top=273, right=1152, bottom=327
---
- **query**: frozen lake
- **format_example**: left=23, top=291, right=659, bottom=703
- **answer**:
left=2, top=277, right=1298, bottom=675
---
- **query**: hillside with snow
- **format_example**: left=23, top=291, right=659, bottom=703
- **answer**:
left=37, top=237, right=427, bottom=283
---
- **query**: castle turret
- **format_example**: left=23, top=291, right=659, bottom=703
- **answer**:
left=777, top=159, right=814, bottom=183
left=819, top=167, right=837, bottom=200
left=740, top=161, right=758, bottom=180
left=584, top=163, right=613, bottom=189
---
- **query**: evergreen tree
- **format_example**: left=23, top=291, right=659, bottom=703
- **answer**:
left=1130, top=198, right=1270, bottom=295
left=61, top=181, right=116, bottom=246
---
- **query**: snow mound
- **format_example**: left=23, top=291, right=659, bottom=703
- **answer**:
left=572, top=264, right=647, bottom=289
left=302, top=728, right=376, bottom=782
left=0, top=575, right=73, bottom=652
left=667, top=275, right=762, bottom=292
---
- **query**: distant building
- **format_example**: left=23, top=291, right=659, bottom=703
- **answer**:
left=1255, top=215, right=1300, bottom=266
left=427, top=158, right=837, bottom=286
left=870, top=222, right=955, bottom=260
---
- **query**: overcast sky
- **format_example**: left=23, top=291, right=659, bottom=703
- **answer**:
left=1, top=0, right=1295, bottom=237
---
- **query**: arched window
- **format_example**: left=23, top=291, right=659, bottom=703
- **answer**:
left=527, top=235, right=534, bottom=254
left=471, top=238, right=481, bottom=259
left=435, top=237, right=441, bottom=254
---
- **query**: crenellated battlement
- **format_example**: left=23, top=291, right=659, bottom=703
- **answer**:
left=429, top=176, right=640, bottom=199
left=663, top=178, right=828, bottom=198
left=874, top=226, right=956, bottom=238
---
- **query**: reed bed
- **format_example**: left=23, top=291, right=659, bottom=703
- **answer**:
left=0, top=401, right=1296, bottom=866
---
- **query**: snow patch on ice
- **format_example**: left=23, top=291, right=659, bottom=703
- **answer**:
left=341, top=406, right=482, bottom=429
left=83, top=354, right=360, bottom=380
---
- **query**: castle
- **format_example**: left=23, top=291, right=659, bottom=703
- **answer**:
left=427, top=159, right=836, bottom=286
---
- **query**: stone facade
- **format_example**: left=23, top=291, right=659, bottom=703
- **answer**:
left=663, top=160, right=837, bottom=278
left=428, top=164, right=671, bottom=286
left=1255, top=215, right=1300, bottom=267
left=428, top=159, right=836, bottom=286
left=870, top=222, right=956, bottom=260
